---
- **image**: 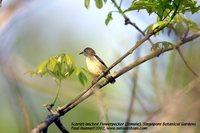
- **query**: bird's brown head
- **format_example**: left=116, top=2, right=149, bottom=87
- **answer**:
left=79, top=47, right=96, bottom=56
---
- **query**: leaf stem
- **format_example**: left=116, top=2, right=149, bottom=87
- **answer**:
left=51, top=79, right=62, bottom=107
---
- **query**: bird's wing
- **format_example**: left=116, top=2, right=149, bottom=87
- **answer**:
left=94, top=54, right=108, bottom=68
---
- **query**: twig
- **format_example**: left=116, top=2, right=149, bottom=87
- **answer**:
left=123, top=66, right=139, bottom=133
left=31, top=31, right=200, bottom=132
left=151, top=59, right=162, bottom=102
left=123, top=51, right=140, bottom=133
left=50, top=79, right=62, bottom=107
left=95, top=91, right=109, bottom=133
left=111, top=0, right=156, bottom=50
left=136, top=95, right=150, bottom=115
left=176, top=47, right=200, bottom=80
left=111, top=0, right=143, bottom=34
left=119, top=0, right=123, bottom=7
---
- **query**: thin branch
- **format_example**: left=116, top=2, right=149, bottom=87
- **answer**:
left=51, top=79, right=62, bottom=107
left=123, top=65, right=139, bottom=133
left=123, top=50, right=140, bottom=133
left=136, top=95, right=150, bottom=115
left=119, top=0, right=123, bottom=7
left=31, top=31, right=200, bottom=132
left=151, top=59, right=162, bottom=102
left=111, top=0, right=143, bottom=33
left=95, top=91, right=109, bottom=133
left=111, top=0, right=156, bottom=49
left=176, top=47, right=200, bottom=80
left=111, top=0, right=126, bottom=18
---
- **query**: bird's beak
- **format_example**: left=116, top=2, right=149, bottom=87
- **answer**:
left=79, top=51, right=84, bottom=55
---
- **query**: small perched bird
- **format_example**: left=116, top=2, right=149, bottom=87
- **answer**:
left=79, top=47, right=115, bottom=84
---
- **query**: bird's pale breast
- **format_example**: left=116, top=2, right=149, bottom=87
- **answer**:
left=86, top=56, right=106, bottom=76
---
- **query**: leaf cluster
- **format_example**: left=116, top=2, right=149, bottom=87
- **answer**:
left=166, top=14, right=200, bottom=36
left=29, top=54, right=88, bottom=85
left=125, top=0, right=200, bottom=20
left=124, top=0, right=200, bottom=36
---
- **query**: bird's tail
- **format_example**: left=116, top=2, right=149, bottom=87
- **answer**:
left=106, top=74, right=115, bottom=84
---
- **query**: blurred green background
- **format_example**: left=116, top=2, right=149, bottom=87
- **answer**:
left=0, top=0, right=200, bottom=133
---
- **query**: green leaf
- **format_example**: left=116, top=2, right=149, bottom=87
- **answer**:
left=105, top=12, right=113, bottom=25
left=65, top=54, right=74, bottom=66
left=175, top=22, right=184, bottom=36
left=161, top=41, right=174, bottom=49
left=166, top=24, right=174, bottom=36
left=181, top=16, right=200, bottom=31
left=30, top=53, right=77, bottom=80
left=95, top=0, right=103, bottom=9
left=78, top=71, right=88, bottom=85
left=123, top=0, right=200, bottom=24
left=30, top=53, right=87, bottom=85
left=46, top=58, right=57, bottom=72
left=75, top=67, right=81, bottom=76
left=166, top=14, right=200, bottom=37
left=145, top=20, right=169, bottom=35
left=152, top=21, right=169, bottom=30
left=35, top=59, right=49, bottom=76
left=84, top=0, right=90, bottom=9
left=154, top=41, right=173, bottom=49
left=75, top=67, right=88, bottom=85
left=177, top=0, right=200, bottom=14
left=68, top=68, right=74, bottom=76
left=124, top=1, right=159, bottom=14
left=53, top=63, right=60, bottom=77
left=79, top=67, right=89, bottom=73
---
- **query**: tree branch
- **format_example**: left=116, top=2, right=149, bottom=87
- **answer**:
left=116, top=32, right=200, bottom=78
left=123, top=50, right=140, bottom=133
left=123, top=62, right=139, bottom=133
left=95, top=91, right=110, bottom=133
left=31, top=31, right=200, bottom=132
left=54, top=118, right=69, bottom=133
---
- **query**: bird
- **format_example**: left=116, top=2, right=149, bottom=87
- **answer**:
left=79, top=47, right=115, bottom=84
